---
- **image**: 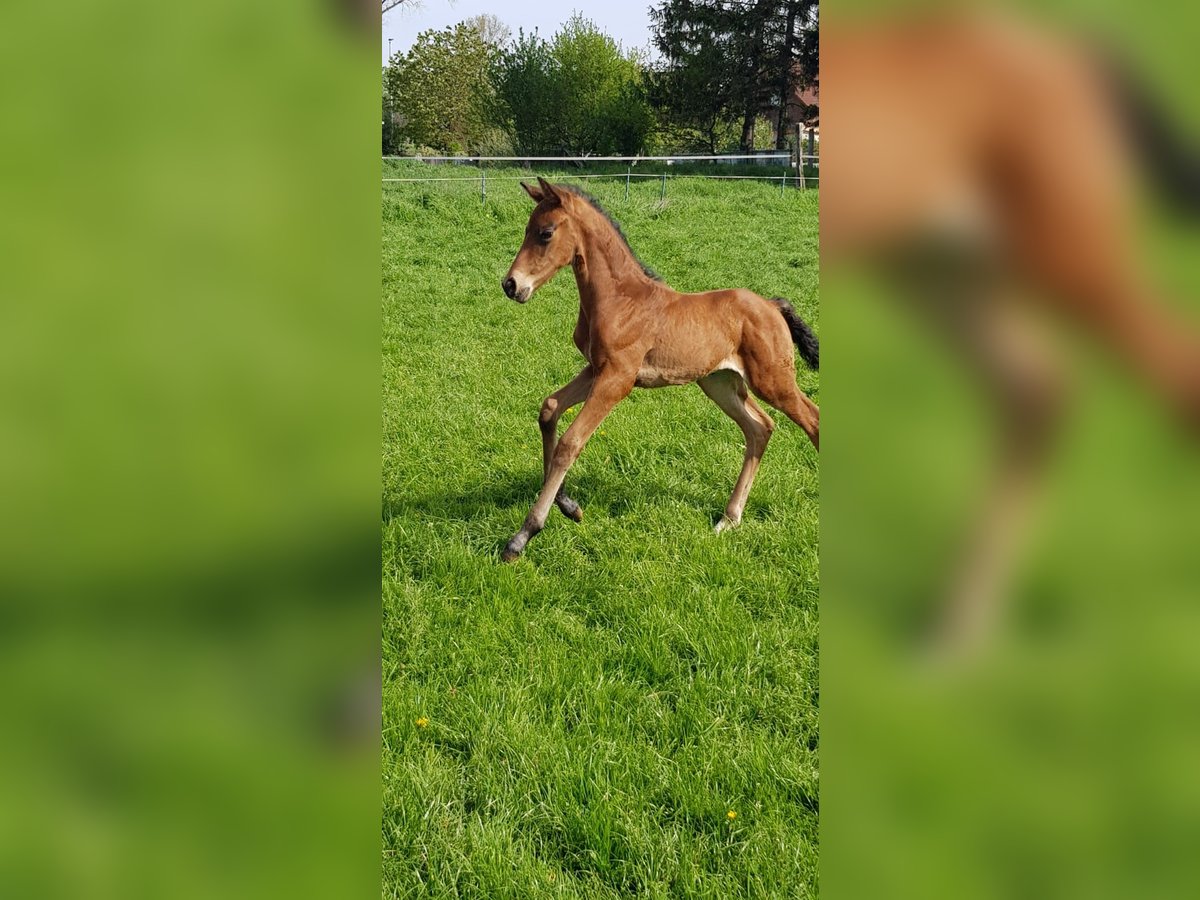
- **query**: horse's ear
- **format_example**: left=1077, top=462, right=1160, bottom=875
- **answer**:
left=520, top=181, right=544, bottom=202
left=536, top=176, right=563, bottom=205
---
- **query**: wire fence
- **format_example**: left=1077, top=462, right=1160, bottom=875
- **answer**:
left=382, top=153, right=820, bottom=201
left=382, top=153, right=810, bottom=162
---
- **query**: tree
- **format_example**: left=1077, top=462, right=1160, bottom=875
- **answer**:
left=731, top=1, right=774, bottom=151
left=649, top=0, right=743, bottom=152
left=770, top=0, right=818, bottom=149
left=382, top=69, right=400, bottom=155
left=551, top=16, right=651, bottom=154
left=494, top=16, right=653, bottom=155
left=650, top=0, right=817, bottom=152
left=492, top=30, right=562, bottom=155
left=385, top=23, right=497, bottom=153
left=463, top=14, right=511, bottom=50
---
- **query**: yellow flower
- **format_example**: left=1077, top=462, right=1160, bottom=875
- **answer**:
left=727, top=810, right=737, bottom=821
left=415, top=716, right=430, bottom=728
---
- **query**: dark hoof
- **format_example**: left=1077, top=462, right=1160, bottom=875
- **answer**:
left=501, top=533, right=527, bottom=562
left=557, top=494, right=584, bottom=523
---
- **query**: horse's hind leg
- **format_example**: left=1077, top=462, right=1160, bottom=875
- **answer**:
left=540, top=366, right=594, bottom=522
left=997, top=67, right=1200, bottom=426
left=926, top=298, right=1067, bottom=659
left=698, top=371, right=775, bottom=532
left=744, top=364, right=819, bottom=451
left=894, top=265, right=1068, bottom=659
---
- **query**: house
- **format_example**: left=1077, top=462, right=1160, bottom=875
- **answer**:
left=788, top=83, right=819, bottom=138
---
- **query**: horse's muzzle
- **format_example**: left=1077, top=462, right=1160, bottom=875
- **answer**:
left=502, top=276, right=531, bottom=303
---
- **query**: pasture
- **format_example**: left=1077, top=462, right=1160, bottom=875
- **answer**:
left=382, top=165, right=819, bottom=898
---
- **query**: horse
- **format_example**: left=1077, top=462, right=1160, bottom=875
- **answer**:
left=823, top=11, right=1200, bottom=652
left=498, top=177, right=819, bottom=562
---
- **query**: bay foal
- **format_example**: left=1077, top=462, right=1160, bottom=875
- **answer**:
left=824, top=14, right=1200, bottom=652
left=500, top=177, right=818, bottom=562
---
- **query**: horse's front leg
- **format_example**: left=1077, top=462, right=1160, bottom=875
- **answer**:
left=540, top=366, right=594, bottom=522
left=503, top=370, right=633, bottom=561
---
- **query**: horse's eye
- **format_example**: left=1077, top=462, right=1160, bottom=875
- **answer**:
left=539, top=230, right=554, bottom=243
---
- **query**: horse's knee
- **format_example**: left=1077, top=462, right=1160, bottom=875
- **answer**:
left=539, top=397, right=559, bottom=432
left=552, top=433, right=582, bottom=466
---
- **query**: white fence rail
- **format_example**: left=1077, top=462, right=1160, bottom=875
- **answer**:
left=383, top=153, right=813, bottom=163
left=382, top=153, right=819, bottom=200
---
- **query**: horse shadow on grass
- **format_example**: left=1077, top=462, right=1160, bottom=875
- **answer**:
left=382, top=465, right=784, bottom=557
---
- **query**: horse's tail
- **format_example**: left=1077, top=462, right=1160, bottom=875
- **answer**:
left=770, top=297, right=819, bottom=371
left=1098, top=48, right=1200, bottom=216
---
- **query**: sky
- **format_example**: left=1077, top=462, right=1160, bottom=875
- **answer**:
left=382, top=1, right=658, bottom=64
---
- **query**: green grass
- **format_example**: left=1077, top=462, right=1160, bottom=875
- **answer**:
left=382, top=167, right=819, bottom=899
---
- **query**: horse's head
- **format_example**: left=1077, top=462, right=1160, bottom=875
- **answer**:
left=502, top=177, right=579, bottom=303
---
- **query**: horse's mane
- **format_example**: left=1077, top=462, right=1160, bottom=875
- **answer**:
left=558, top=184, right=664, bottom=282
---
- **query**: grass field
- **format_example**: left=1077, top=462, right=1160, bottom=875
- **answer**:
left=382, top=164, right=819, bottom=898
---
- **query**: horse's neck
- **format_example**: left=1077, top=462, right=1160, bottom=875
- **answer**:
left=571, top=213, right=653, bottom=317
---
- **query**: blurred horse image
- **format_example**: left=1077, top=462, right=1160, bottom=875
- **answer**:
left=823, top=11, right=1200, bottom=654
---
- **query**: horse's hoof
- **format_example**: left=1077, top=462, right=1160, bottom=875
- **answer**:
left=714, top=516, right=738, bottom=534
left=500, top=542, right=522, bottom=563
left=556, top=493, right=583, bottom=523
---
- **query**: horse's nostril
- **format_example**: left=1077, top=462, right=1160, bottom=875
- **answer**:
left=502, top=277, right=516, bottom=298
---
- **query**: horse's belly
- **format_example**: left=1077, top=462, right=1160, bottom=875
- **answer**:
left=635, top=365, right=689, bottom=388
left=636, top=356, right=741, bottom=388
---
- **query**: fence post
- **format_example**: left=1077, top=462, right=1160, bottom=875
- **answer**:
left=660, top=171, right=666, bottom=200
left=480, top=169, right=486, bottom=204
left=806, top=127, right=816, bottom=191
left=625, top=166, right=631, bottom=201
left=781, top=169, right=787, bottom=194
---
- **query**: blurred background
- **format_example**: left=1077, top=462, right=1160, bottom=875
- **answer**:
left=0, top=1, right=380, bottom=897
left=822, top=1, right=1200, bottom=897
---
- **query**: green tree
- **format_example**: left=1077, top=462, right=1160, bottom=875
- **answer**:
left=494, top=16, right=652, bottom=155
left=768, top=0, right=818, bottom=150
left=650, top=0, right=817, bottom=152
left=551, top=15, right=651, bottom=155
left=384, top=23, right=496, bottom=153
left=492, top=29, right=562, bottom=155
left=646, top=1, right=740, bottom=153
